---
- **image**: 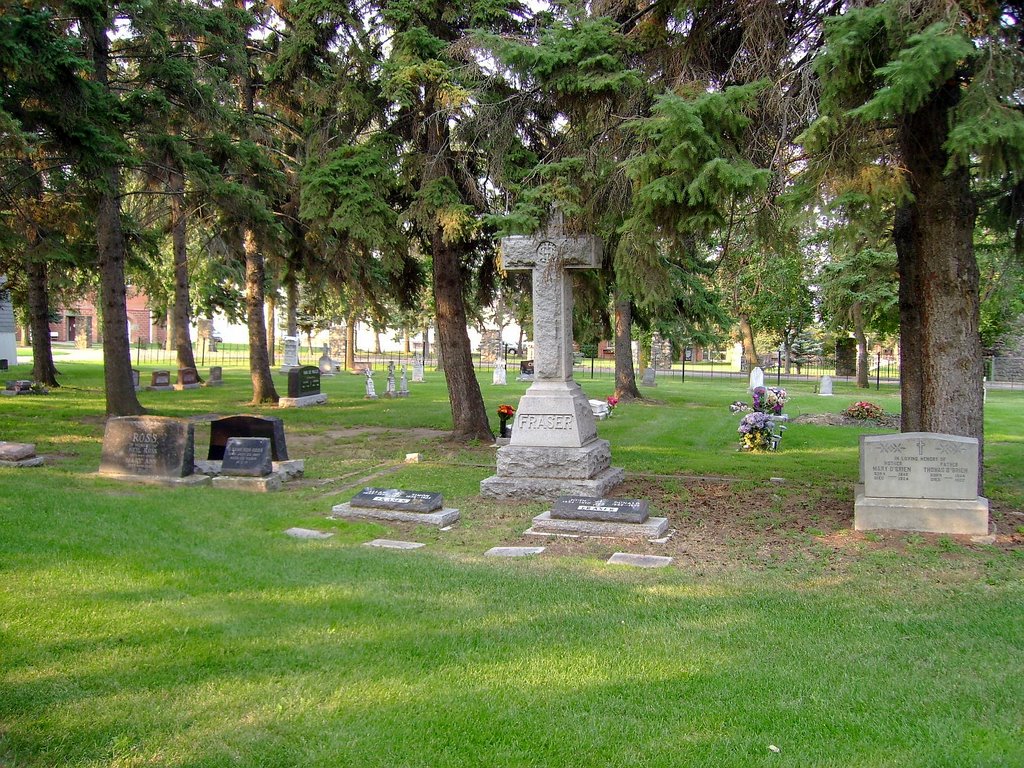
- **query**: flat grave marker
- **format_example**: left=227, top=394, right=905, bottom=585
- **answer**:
left=550, top=496, right=650, bottom=524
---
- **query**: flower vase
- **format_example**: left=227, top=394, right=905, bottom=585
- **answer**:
left=499, top=414, right=511, bottom=438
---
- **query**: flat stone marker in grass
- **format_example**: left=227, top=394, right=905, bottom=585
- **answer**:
left=607, top=552, right=672, bottom=568
left=285, top=527, right=334, bottom=540
left=0, top=441, right=44, bottom=467
left=364, top=539, right=425, bottom=550
left=529, top=495, right=667, bottom=540
left=331, top=487, right=460, bottom=527
left=484, top=546, right=545, bottom=557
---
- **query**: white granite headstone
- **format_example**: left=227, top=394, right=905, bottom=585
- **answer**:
left=819, top=374, right=833, bottom=396
left=282, top=336, right=300, bottom=368
left=493, top=357, right=507, bottom=386
left=748, top=366, right=764, bottom=391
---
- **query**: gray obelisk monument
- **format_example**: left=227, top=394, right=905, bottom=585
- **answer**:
left=480, top=213, right=624, bottom=500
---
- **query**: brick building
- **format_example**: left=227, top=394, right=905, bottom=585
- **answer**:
left=49, top=288, right=167, bottom=347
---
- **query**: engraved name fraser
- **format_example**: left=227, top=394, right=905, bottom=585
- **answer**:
left=516, top=413, right=574, bottom=430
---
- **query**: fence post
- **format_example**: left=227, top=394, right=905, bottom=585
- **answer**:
left=776, top=350, right=782, bottom=386
left=876, top=351, right=881, bottom=390
left=681, top=356, right=685, bottom=384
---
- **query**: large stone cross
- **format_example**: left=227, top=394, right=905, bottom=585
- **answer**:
left=500, top=211, right=602, bottom=381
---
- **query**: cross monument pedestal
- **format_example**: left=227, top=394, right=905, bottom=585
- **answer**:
left=480, top=214, right=624, bottom=500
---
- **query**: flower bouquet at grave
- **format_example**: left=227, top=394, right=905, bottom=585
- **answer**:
left=497, top=404, right=515, bottom=437
left=606, top=396, right=619, bottom=415
left=752, top=385, right=788, bottom=415
left=737, top=411, right=784, bottom=452
left=729, top=401, right=751, bottom=414
left=843, top=401, right=885, bottom=420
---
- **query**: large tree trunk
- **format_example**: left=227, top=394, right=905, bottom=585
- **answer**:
left=894, top=81, right=983, bottom=490
left=82, top=13, right=143, bottom=416
left=285, top=277, right=298, bottom=336
left=266, top=294, right=276, bottom=366
left=345, top=314, right=356, bottom=370
left=96, top=167, right=145, bottom=416
left=26, top=256, right=59, bottom=387
left=168, top=155, right=198, bottom=374
left=245, top=230, right=278, bottom=404
left=433, top=232, right=492, bottom=441
left=851, top=301, right=869, bottom=389
left=613, top=295, right=641, bottom=400
left=738, top=314, right=758, bottom=370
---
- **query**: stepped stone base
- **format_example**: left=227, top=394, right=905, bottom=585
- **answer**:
left=480, top=466, right=625, bottom=501
left=174, top=383, right=201, bottom=391
left=278, top=393, right=327, bottom=408
left=212, top=474, right=282, bottom=492
left=854, top=487, right=989, bottom=536
left=496, top=441, right=611, bottom=480
left=96, top=472, right=210, bottom=487
left=526, top=511, right=667, bottom=540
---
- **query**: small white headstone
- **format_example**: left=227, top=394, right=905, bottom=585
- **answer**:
left=819, top=374, right=833, bottom=396
left=364, top=368, right=377, bottom=399
left=492, top=357, right=507, bottom=386
left=282, top=336, right=300, bottom=368
left=749, top=366, right=764, bottom=391
left=589, top=399, right=610, bottom=420
left=412, top=358, right=425, bottom=382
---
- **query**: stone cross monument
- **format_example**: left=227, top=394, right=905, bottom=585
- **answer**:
left=480, top=212, right=624, bottom=499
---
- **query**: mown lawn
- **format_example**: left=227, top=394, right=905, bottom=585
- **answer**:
left=1, top=359, right=1022, bottom=767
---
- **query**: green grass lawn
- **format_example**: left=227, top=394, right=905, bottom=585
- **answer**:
left=1, top=359, right=1022, bottom=767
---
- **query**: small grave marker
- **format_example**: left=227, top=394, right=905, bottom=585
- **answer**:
left=550, top=496, right=650, bottom=524
left=221, top=437, right=272, bottom=477
left=607, top=553, right=672, bottom=568
left=350, top=487, right=443, bottom=513
left=363, top=539, right=425, bottom=550
left=485, top=546, right=545, bottom=557
left=285, top=527, right=334, bottom=540
left=148, top=370, right=173, bottom=391
left=206, top=366, right=223, bottom=387
left=175, top=367, right=201, bottom=390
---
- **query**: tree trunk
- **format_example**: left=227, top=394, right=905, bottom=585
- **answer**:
left=285, top=277, right=298, bottom=336
left=738, top=314, right=758, bottom=370
left=434, top=323, right=444, bottom=372
left=345, top=315, right=356, bottom=370
left=894, top=81, right=983, bottom=490
left=374, top=330, right=382, bottom=354
left=403, top=328, right=411, bottom=353
left=26, top=256, right=59, bottom=387
left=613, top=295, right=641, bottom=400
left=433, top=231, right=492, bottom=441
left=81, top=14, right=143, bottom=416
left=168, top=155, right=198, bottom=374
left=266, top=294, right=276, bottom=366
left=851, top=301, right=869, bottom=389
left=165, top=306, right=174, bottom=352
left=245, top=230, right=278, bottom=404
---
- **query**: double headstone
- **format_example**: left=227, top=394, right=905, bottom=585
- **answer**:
left=480, top=210, right=624, bottom=500
left=208, top=415, right=289, bottom=461
left=99, top=416, right=208, bottom=485
left=854, top=432, right=989, bottom=535
left=279, top=365, right=326, bottom=407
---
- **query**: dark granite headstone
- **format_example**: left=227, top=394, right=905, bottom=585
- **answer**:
left=177, top=367, right=199, bottom=386
left=287, top=365, right=321, bottom=398
left=221, top=437, right=272, bottom=477
left=99, top=416, right=195, bottom=478
left=550, top=496, right=649, bottom=524
left=0, top=359, right=7, bottom=371
left=350, top=487, right=443, bottom=513
left=835, top=338, right=857, bottom=377
left=520, top=360, right=535, bottom=376
left=150, top=370, right=171, bottom=387
left=208, top=415, right=288, bottom=461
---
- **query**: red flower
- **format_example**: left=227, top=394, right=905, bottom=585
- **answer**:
left=497, top=404, right=516, bottom=417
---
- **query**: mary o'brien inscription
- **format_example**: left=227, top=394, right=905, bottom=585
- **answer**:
left=862, top=433, right=977, bottom=501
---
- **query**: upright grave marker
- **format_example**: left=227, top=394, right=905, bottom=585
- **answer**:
left=279, top=365, right=326, bottom=407
left=481, top=211, right=624, bottom=500
left=147, top=370, right=173, bottom=391
left=175, top=367, right=200, bottom=390
left=855, top=432, right=989, bottom=535
left=280, top=335, right=300, bottom=372
left=98, top=416, right=208, bottom=485
left=211, top=436, right=281, bottom=491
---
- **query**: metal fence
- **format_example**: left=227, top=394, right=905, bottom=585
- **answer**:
left=132, top=338, right=905, bottom=389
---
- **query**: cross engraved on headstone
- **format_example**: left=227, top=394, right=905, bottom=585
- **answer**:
left=501, top=210, right=602, bottom=382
